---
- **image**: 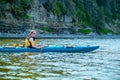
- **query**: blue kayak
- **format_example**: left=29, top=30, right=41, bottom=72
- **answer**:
left=0, top=45, right=99, bottom=53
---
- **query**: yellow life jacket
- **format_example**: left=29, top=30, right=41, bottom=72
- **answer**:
left=25, top=37, right=36, bottom=48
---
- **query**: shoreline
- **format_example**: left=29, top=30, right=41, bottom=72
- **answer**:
left=0, top=34, right=120, bottom=39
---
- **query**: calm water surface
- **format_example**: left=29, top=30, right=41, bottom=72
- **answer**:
left=0, top=39, right=120, bottom=80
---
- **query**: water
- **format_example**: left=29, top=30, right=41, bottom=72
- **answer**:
left=0, top=39, right=120, bottom=80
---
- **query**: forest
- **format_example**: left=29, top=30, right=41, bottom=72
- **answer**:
left=0, top=0, right=120, bottom=34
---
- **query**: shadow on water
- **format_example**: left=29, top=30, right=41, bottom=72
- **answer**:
left=0, top=52, right=46, bottom=79
left=0, top=52, right=73, bottom=79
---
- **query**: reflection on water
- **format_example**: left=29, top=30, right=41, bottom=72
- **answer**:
left=0, top=39, right=120, bottom=80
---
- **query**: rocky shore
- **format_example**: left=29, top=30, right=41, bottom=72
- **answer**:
left=0, top=33, right=120, bottom=39
left=0, top=0, right=120, bottom=37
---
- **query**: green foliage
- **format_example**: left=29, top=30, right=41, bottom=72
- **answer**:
left=96, top=28, right=113, bottom=34
left=21, top=13, right=30, bottom=20
left=53, top=1, right=61, bottom=16
left=0, top=0, right=120, bottom=34
left=21, top=0, right=29, bottom=6
left=116, top=13, right=120, bottom=19
left=76, top=9, right=88, bottom=25
left=40, top=27, right=52, bottom=33
left=2, top=0, right=119, bottom=25
left=78, top=29, right=92, bottom=34
left=0, top=0, right=32, bottom=20
left=65, top=0, right=76, bottom=19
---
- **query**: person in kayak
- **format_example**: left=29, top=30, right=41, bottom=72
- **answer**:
left=25, top=30, right=43, bottom=48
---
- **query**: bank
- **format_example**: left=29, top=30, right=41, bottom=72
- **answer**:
left=0, top=33, right=120, bottom=39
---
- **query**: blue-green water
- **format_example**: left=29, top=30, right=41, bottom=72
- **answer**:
left=0, top=39, right=120, bottom=80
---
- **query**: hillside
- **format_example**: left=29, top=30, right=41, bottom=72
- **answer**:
left=0, top=0, right=120, bottom=35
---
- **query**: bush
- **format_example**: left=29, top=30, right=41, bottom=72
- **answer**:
left=78, top=29, right=92, bottom=34
left=40, top=27, right=52, bottom=32
left=96, top=28, right=113, bottom=34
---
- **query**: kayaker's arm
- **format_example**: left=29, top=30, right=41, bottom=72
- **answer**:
left=29, top=38, right=43, bottom=48
left=29, top=38, right=39, bottom=48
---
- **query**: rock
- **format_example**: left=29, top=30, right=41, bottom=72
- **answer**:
left=87, top=32, right=98, bottom=36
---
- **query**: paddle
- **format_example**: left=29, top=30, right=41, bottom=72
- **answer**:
left=12, top=44, right=25, bottom=47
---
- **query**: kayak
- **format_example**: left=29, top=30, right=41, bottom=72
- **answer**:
left=0, top=45, right=99, bottom=53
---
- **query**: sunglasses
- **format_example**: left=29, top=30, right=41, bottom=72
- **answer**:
left=33, top=32, right=36, bottom=34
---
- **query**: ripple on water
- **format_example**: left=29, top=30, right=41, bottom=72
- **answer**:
left=0, top=39, right=120, bottom=80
